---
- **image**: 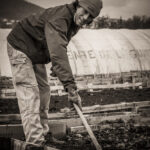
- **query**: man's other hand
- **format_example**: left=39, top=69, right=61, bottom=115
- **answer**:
left=68, top=89, right=82, bottom=111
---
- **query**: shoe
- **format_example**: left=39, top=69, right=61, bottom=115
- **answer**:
left=45, top=132, right=65, bottom=145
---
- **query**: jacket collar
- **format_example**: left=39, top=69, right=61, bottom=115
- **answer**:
left=66, top=2, right=80, bottom=32
left=66, top=2, right=77, bottom=18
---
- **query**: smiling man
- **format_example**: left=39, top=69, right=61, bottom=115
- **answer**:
left=7, top=0, right=102, bottom=148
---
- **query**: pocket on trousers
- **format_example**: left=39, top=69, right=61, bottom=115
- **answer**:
left=7, top=44, right=36, bottom=86
left=10, top=57, right=37, bottom=87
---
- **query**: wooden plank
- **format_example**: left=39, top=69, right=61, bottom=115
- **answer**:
left=66, top=114, right=150, bottom=131
left=0, top=101, right=150, bottom=123
left=0, top=113, right=149, bottom=139
left=70, top=124, right=111, bottom=133
left=0, top=114, right=21, bottom=123
left=11, top=139, right=59, bottom=150
left=48, top=113, right=140, bottom=128
left=83, top=101, right=150, bottom=113
left=87, top=82, right=142, bottom=89
left=0, top=89, right=16, bottom=93
left=0, top=95, right=17, bottom=99
left=1, top=113, right=150, bottom=139
left=60, top=101, right=150, bottom=116
left=83, top=101, right=150, bottom=111
left=0, top=122, right=66, bottom=139
left=50, top=86, right=64, bottom=90
left=0, top=124, right=24, bottom=139
left=0, top=82, right=143, bottom=99
left=48, top=122, right=66, bottom=138
left=70, top=123, right=150, bottom=134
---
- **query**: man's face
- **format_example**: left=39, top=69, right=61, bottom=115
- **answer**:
left=74, top=6, right=94, bottom=27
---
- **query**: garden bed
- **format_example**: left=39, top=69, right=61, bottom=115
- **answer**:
left=0, top=88, right=150, bottom=114
left=1, top=119, right=150, bottom=150
left=0, top=88, right=150, bottom=150
left=48, top=119, right=150, bottom=150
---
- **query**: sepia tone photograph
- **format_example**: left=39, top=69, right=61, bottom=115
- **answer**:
left=0, top=0, right=150, bottom=149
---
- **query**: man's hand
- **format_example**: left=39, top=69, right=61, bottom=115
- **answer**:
left=68, top=89, right=82, bottom=111
left=50, top=67, right=57, bottom=77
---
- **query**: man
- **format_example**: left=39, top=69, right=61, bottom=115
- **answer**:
left=7, top=0, right=103, bottom=147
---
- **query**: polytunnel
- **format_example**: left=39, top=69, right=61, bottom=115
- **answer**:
left=0, top=29, right=150, bottom=77
left=0, top=29, right=11, bottom=76
left=67, top=29, right=150, bottom=76
left=1, top=30, right=150, bottom=150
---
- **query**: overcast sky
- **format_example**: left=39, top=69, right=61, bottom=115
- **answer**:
left=26, top=0, right=150, bottom=19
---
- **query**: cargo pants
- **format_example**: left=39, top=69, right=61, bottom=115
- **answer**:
left=7, top=43, right=50, bottom=145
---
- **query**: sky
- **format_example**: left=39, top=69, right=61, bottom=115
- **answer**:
left=26, top=0, right=150, bottom=19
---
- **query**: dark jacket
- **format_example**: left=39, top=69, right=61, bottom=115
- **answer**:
left=7, top=2, right=79, bottom=92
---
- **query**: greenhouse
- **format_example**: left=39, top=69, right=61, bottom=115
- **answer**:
left=0, top=28, right=150, bottom=150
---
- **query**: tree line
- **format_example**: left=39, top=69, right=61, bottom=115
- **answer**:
left=86, top=15, right=150, bottom=29
left=0, top=15, right=150, bottom=29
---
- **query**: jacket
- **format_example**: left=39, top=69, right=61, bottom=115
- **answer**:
left=7, top=2, right=80, bottom=92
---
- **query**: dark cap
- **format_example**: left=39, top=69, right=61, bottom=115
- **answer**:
left=79, top=0, right=103, bottom=18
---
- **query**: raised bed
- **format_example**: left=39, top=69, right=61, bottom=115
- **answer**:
left=0, top=138, right=59, bottom=150
left=0, top=101, right=150, bottom=150
left=1, top=122, right=150, bottom=150
left=11, top=138, right=59, bottom=150
left=1, top=88, right=150, bottom=114
left=9, top=122, right=150, bottom=150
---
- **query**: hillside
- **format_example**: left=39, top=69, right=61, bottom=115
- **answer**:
left=0, top=0, right=44, bottom=20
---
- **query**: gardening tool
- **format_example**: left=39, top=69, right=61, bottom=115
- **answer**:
left=73, top=103, right=102, bottom=150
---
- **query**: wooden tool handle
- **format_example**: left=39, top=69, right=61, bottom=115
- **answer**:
left=73, top=103, right=102, bottom=150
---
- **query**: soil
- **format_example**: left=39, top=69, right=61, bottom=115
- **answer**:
left=0, top=88, right=150, bottom=150
left=1, top=120, right=150, bottom=150
left=0, top=88, right=150, bottom=114
left=1, top=121, right=150, bottom=150
left=47, top=119, right=150, bottom=150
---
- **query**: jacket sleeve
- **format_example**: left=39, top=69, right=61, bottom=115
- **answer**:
left=44, top=19, right=77, bottom=92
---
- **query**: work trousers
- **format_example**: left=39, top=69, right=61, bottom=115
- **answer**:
left=7, top=43, right=50, bottom=145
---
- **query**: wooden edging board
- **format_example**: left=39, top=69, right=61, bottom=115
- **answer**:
left=11, top=138, right=60, bottom=150
left=0, top=101, right=150, bottom=123
left=0, top=122, right=66, bottom=139
left=1, top=113, right=150, bottom=140
left=1, top=113, right=150, bottom=139
left=0, top=113, right=141, bottom=139
left=69, top=123, right=150, bottom=134
left=0, top=101, right=150, bottom=139
left=0, top=82, right=143, bottom=98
